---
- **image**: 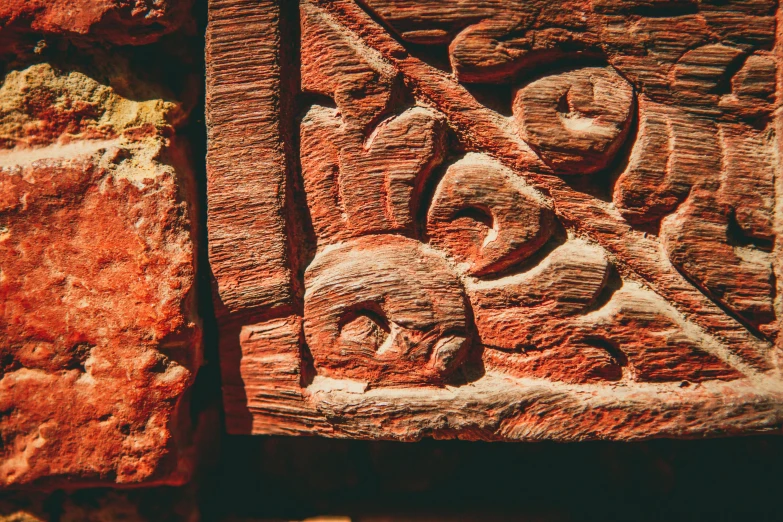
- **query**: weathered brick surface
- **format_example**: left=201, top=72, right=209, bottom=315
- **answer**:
left=0, top=0, right=194, bottom=46
left=0, top=57, right=201, bottom=486
left=210, top=0, right=783, bottom=440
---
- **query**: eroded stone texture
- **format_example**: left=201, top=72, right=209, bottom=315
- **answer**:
left=0, top=59, right=200, bottom=486
left=210, top=0, right=783, bottom=441
left=0, top=0, right=194, bottom=46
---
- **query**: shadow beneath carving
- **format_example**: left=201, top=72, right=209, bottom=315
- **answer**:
left=505, top=53, right=611, bottom=89
left=463, top=83, right=514, bottom=117
left=387, top=39, right=453, bottom=75
left=293, top=91, right=332, bottom=274
left=299, top=339, right=318, bottom=389
left=444, top=290, right=486, bottom=387
left=298, top=92, right=338, bottom=113
left=5, top=435, right=783, bottom=520
left=726, top=209, right=774, bottom=253
left=414, top=147, right=460, bottom=242
left=281, top=0, right=313, bottom=310
left=582, top=263, right=623, bottom=315
left=212, top=315, right=252, bottom=435
left=580, top=337, right=628, bottom=380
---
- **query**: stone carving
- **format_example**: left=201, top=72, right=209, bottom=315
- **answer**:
left=363, top=0, right=780, bottom=342
left=427, top=155, right=555, bottom=276
left=512, top=67, right=635, bottom=175
left=208, top=0, right=783, bottom=440
left=358, top=0, right=598, bottom=83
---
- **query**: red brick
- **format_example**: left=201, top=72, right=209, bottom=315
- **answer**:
left=0, top=61, right=200, bottom=486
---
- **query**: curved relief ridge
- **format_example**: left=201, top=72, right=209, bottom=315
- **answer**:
left=469, top=240, right=740, bottom=383
left=300, top=3, right=448, bottom=245
left=359, top=0, right=597, bottom=83
left=426, top=153, right=555, bottom=276
left=301, top=104, right=448, bottom=244
left=303, top=236, right=469, bottom=385
left=512, top=66, right=635, bottom=175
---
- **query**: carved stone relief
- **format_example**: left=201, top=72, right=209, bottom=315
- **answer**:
left=207, top=0, right=783, bottom=440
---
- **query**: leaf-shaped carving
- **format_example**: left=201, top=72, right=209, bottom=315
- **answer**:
left=301, top=104, right=447, bottom=244
left=301, top=3, right=448, bottom=245
left=670, top=44, right=744, bottom=106
left=593, top=1, right=776, bottom=97
left=471, top=241, right=740, bottom=383
left=614, top=76, right=777, bottom=338
left=362, top=0, right=777, bottom=94
left=612, top=99, right=684, bottom=224
left=663, top=187, right=776, bottom=337
left=568, top=282, right=741, bottom=383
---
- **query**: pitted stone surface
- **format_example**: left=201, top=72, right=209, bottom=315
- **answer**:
left=0, top=59, right=201, bottom=486
left=0, top=0, right=194, bottom=46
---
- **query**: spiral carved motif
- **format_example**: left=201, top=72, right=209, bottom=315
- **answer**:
left=512, top=67, right=635, bottom=175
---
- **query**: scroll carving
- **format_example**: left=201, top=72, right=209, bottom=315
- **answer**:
left=304, top=236, right=469, bottom=385
left=426, top=155, right=555, bottom=276
left=512, top=66, right=635, bottom=175
left=359, top=0, right=780, bottom=344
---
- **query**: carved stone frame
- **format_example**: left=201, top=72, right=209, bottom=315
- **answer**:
left=207, top=0, right=783, bottom=440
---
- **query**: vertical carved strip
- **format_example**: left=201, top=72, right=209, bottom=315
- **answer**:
left=207, top=0, right=294, bottom=314
left=208, top=0, right=307, bottom=431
